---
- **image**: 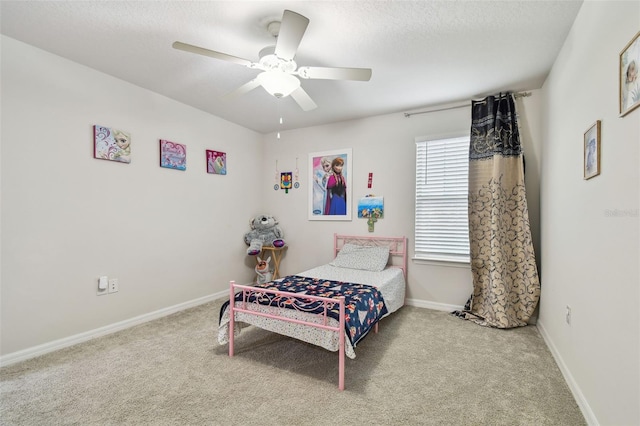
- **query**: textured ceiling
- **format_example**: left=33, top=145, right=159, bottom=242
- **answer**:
left=0, top=1, right=583, bottom=134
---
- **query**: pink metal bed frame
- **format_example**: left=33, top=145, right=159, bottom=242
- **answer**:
left=227, top=234, right=407, bottom=390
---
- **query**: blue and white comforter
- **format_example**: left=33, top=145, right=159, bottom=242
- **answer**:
left=218, top=265, right=405, bottom=358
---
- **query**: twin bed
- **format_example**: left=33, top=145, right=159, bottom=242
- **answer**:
left=218, top=234, right=407, bottom=390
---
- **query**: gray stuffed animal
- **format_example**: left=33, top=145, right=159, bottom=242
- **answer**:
left=244, top=214, right=285, bottom=256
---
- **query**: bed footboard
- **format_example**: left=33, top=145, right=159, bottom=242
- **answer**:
left=228, top=281, right=347, bottom=390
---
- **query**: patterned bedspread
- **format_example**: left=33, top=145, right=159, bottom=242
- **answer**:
left=220, top=275, right=388, bottom=347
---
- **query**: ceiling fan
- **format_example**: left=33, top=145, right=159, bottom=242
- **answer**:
left=172, top=10, right=372, bottom=111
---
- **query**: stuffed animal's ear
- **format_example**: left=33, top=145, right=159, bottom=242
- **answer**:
left=266, top=256, right=271, bottom=263
left=257, top=256, right=263, bottom=263
left=250, top=218, right=255, bottom=229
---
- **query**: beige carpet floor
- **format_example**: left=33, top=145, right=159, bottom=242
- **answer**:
left=0, top=298, right=585, bottom=425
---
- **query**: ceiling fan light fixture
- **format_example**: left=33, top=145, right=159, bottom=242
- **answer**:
left=257, top=71, right=300, bottom=98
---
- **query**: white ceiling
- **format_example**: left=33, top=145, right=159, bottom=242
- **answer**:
left=0, top=1, right=583, bottom=134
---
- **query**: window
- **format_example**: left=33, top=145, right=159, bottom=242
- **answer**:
left=415, top=136, right=470, bottom=263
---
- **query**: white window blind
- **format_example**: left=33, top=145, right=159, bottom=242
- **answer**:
left=415, top=136, right=470, bottom=263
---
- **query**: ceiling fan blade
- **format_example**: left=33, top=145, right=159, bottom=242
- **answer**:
left=290, top=86, right=317, bottom=111
left=274, top=10, right=309, bottom=61
left=222, top=79, right=261, bottom=99
left=173, top=41, right=254, bottom=67
left=297, top=66, right=372, bottom=81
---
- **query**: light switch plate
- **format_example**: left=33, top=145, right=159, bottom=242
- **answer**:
left=97, top=276, right=108, bottom=296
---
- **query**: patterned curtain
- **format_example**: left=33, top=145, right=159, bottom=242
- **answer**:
left=454, top=93, right=540, bottom=328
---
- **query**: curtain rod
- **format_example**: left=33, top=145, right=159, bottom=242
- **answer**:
left=403, top=91, right=532, bottom=118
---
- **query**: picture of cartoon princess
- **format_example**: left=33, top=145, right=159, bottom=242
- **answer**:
left=206, top=150, right=227, bottom=175
left=325, top=157, right=347, bottom=215
left=308, top=148, right=352, bottom=221
left=93, top=125, right=132, bottom=164
left=312, top=156, right=332, bottom=214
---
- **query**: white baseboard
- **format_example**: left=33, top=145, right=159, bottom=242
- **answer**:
left=405, top=298, right=464, bottom=312
left=536, top=319, right=598, bottom=426
left=0, top=290, right=227, bottom=368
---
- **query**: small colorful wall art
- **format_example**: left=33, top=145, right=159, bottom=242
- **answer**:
left=160, top=139, right=186, bottom=171
left=206, top=150, right=227, bottom=175
left=358, top=195, right=384, bottom=232
left=281, top=172, right=293, bottom=193
left=93, top=125, right=131, bottom=163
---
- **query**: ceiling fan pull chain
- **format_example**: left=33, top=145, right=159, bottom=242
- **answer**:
left=277, top=97, right=283, bottom=139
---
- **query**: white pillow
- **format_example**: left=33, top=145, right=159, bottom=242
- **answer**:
left=329, top=243, right=390, bottom=272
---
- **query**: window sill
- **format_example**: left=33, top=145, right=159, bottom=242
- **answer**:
left=412, top=257, right=471, bottom=269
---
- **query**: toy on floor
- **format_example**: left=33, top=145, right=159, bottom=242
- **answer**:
left=255, top=256, right=272, bottom=284
left=244, top=214, right=285, bottom=256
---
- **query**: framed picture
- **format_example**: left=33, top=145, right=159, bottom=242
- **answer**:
left=206, top=150, right=227, bottom=175
left=584, top=121, right=601, bottom=180
left=93, top=125, right=131, bottom=163
left=308, top=148, right=352, bottom=221
left=619, top=31, right=640, bottom=117
left=160, top=139, right=186, bottom=171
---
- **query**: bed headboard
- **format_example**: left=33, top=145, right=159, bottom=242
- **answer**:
left=334, top=234, right=408, bottom=278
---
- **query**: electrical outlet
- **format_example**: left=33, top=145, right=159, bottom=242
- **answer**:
left=108, top=278, right=119, bottom=293
left=97, top=276, right=108, bottom=296
left=565, top=305, right=571, bottom=325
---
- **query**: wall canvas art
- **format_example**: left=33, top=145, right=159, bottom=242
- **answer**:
left=308, top=148, right=352, bottom=221
left=357, top=195, right=384, bottom=219
left=160, top=140, right=186, bottom=171
left=93, top=125, right=131, bottom=163
left=206, top=150, right=227, bottom=175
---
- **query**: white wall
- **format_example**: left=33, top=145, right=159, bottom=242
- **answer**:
left=0, top=36, right=264, bottom=356
left=537, top=2, right=639, bottom=425
left=261, top=93, right=543, bottom=311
